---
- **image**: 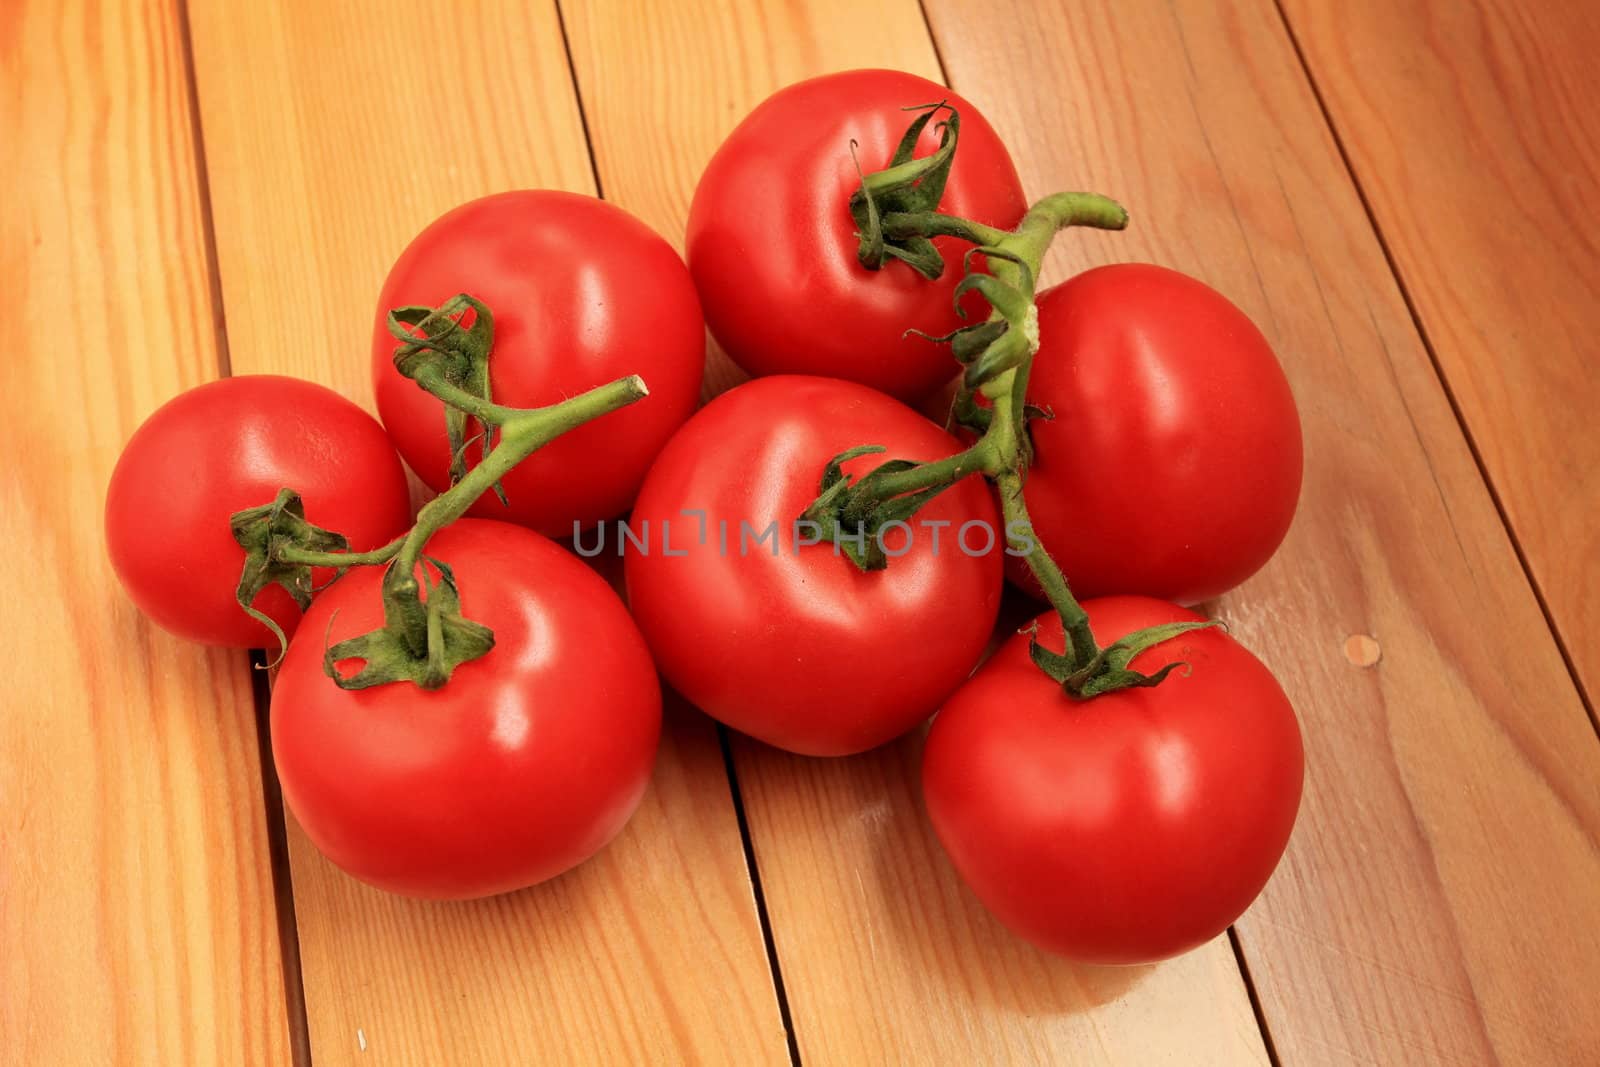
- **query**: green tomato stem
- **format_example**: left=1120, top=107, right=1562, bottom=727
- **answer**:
left=272, top=373, right=647, bottom=582
left=276, top=540, right=403, bottom=569
left=993, top=469, right=1098, bottom=667
left=390, top=373, right=649, bottom=582
left=410, top=364, right=526, bottom=427
left=368, top=372, right=648, bottom=667
left=816, top=182, right=1130, bottom=677
left=860, top=437, right=1002, bottom=497
left=879, top=211, right=1009, bottom=247
left=980, top=192, right=1129, bottom=671
left=228, top=285, right=650, bottom=688
left=324, top=371, right=650, bottom=684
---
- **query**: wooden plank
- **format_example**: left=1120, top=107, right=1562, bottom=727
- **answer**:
left=185, top=2, right=787, bottom=1063
left=0, top=1, right=291, bottom=1063
left=185, top=0, right=593, bottom=399
left=920, top=0, right=1600, bottom=1062
left=1280, top=0, right=1600, bottom=709
left=561, top=1, right=1270, bottom=1062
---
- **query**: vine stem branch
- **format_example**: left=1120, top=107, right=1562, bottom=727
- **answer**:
left=816, top=182, right=1131, bottom=681
left=393, top=375, right=648, bottom=579
left=274, top=375, right=648, bottom=577
left=277, top=541, right=402, bottom=569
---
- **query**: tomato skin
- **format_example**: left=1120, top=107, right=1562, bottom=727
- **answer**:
left=372, top=190, right=704, bottom=536
left=687, top=70, right=1028, bottom=402
left=624, top=376, right=1003, bottom=756
left=104, top=375, right=411, bottom=648
left=923, top=597, right=1303, bottom=964
left=1012, top=264, right=1302, bottom=604
left=271, top=520, right=661, bottom=899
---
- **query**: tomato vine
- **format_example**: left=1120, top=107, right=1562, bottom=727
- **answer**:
left=229, top=295, right=648, bottom=689
left=803, top=102, right=1214, bottom=698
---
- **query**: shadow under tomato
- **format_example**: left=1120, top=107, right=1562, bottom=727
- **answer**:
left=280, top=689, right=741, bottom=1030
left=723, top=719, right=1153, bottom=1021
left=864, top=726, right=1154, bottom=1015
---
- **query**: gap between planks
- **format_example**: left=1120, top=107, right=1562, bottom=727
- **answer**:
left=1269, top=0, right=1599, bottom=741
left=173, top=0, right=794, bottom=1060
left=717, top=726, right=804, bottom=1067
left=550, top=0, right=802, bottom=1054
left=911, top=0, right=1281, bottom=1058
left=175, top=0, right=313, bottom=1061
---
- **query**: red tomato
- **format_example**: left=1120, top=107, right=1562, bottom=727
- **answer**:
left=1013, top=264, right=1302, bottom=604
left=687, top=70, right=1027, bottom=402
left=105, top=375, right=411, bottom=648
left=372, top=190, right=704, bottom=536
left=624, top=376, right=1003, bottom=756
left=271, top=520, right=661, bottom=899
left=923, top=597, right=1303, bottom=964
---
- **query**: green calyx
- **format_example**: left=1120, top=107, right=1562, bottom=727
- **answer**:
left=1028, top=619, right=1220, bottom=699
left=322, top=558, right=494, bottom=691
left=388, top=293, right=507, bottom=505
left=850, top=101, right=964, bottom=279
left=798, top=445, right=979, bottom=569
left=231, top=488, right=353, bottom=662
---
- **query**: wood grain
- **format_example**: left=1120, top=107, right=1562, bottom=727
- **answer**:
left=280, top=701, right=785, bottom=1066
left=185, top=1, right=787, bottom=1062
left=561, top=1, right=1270, bottom=1062
left=920, top=0, right=1600, bottom=1062
left=733, top=734, right=1269, bottom=1065
left=1279, top=0, right=1600, bottom=710
left=0, top=0, right=290, bottom=1063
left=187, top=0, right=594, bottom=399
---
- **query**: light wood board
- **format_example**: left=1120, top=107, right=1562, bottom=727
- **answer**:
left=14, top=0, right=1598, bottom=1061
left=185, top=1, right=787, bottom=1062
left=561, top=1, right=1271, bottom=1062
left=1280, top=0, right=1600, bottom=711
left=1, top=1, right=290, bottom=1063
left=921, top=0, right=1600, bottom=1062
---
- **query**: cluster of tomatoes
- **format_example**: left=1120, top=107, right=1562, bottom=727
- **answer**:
left=105, top=70, right=1304, bottom=966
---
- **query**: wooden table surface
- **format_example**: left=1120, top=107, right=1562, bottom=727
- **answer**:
left=6, top=1, right=1598, bottom=1064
